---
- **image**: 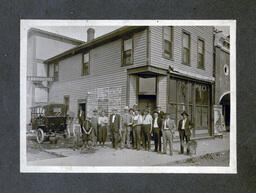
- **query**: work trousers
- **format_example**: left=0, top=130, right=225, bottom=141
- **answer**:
left=99, top=125, right=107, bottom=144
left=142, top=124, right=151, bottom=150
left=153, top=127, right=161, bottom=152
left=133, top=125, right=141, bottom=150
left=179, top=129, right=191, bottom=154
left=111, top=129, right=119, bottom=148
left=120, top=125, right=131, bottom=148
left=163, top=130, right=173, bottom=155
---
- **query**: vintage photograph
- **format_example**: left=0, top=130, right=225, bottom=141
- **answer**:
left=20, top=20, right=236, bottom=173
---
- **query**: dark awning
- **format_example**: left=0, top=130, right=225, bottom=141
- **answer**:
left=127, top=65, right=167, bottom=78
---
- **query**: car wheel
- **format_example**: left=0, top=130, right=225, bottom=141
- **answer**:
left=36, top=128, right=45, bottom=143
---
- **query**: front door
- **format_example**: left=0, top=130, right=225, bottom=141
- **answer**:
left=138, top=95, right=156, bottom=113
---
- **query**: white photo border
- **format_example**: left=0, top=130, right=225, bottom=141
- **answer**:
left=20, top=20, right=236, bottom=173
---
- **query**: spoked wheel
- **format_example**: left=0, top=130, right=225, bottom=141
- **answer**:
left=36, top=128, right=45, bottom=143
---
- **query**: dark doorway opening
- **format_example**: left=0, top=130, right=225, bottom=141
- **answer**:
left=138, top=95, right=156, bottom=113
left=78, top=103, right=86, bottom=120
left=220, top=93, right=230, bottom=131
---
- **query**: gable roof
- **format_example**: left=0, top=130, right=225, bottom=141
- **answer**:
left=28, top=28, right=85, bottom=45
left=44, top=26, right=147, bottom=64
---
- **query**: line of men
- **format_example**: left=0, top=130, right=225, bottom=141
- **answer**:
left=76, top=105, right=193, bottom=155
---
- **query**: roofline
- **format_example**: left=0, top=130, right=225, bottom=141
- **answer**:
left=44, top=26, right=147, bottom=64
left=28, top=28, right=85, bottom=45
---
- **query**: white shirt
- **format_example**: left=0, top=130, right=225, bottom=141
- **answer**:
left=181, top=118, right=187, bottom=130
left=143, top=114, right=152, bottom=125
left=154, top=118, right=159, bottom=128
left=133, top=114, right=143, bottom=124
left=112, top=114, right=116, bottom=123
left=98, top=116, right=108, bottom=126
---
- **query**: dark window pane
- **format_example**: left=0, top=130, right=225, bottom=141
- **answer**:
left=169, top=78, right=176, bottom=103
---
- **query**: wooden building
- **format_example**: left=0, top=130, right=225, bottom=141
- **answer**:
left=213, top=30, right=230, bottom=133
left=27, top=28, right=84, bottom=124
left=44, top=26, right=215, bottom=137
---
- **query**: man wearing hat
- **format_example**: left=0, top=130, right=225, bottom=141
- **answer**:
left=152, top=111, right=163, bottom=152
left=120, top=106, right=133, bottom=149
left=109, top=108, right=121, bottom=149
left=162, top=113, right=176, bottom=155
left=142, top=109, right=153, bottom=151
left=178, top=111, right=192, bottom=155
left=91, top=109, right=99, bottom=146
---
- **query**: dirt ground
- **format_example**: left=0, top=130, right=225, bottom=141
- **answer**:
left=167, top=151, right=229, bottom=166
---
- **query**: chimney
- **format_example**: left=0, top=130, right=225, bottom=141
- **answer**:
left=87, top=28, right=95, bottom=42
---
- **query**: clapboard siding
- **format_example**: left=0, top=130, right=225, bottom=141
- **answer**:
left=150, top=26, right=214, bottom=79
left=133, top=30, right=147, bottom=67
left=49, top=71, right=127, bottom=116
left=53, top=29, right=148, bottom=83
left=157, top=75, right=168, bottom=112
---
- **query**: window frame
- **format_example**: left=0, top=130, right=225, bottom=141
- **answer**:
left=53, top=62, right=59, bottom=81
left=121, top=36, right=134, bottom=67
left=162, top=26, right=174, bottom=60
left=197, top=37, right=205, bottom=70
left=82, top=52, right=90, bottom=76
left=181, top=30, right=191, bottom=65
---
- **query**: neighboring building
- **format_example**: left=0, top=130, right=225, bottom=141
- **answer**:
left=44, top=26, right=214, bottom=137
left=27, top=28, right=84, bottom=124
left=213, top=30, right=230, bottom=133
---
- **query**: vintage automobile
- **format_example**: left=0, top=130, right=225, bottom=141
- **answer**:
left=30, top=104, right=68, bottom=143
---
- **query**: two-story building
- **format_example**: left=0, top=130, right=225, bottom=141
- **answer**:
left=44, top=26, right=214, bottom=138
left=27, top=28, right=84, bottom=124
left=213, top=30, right=230, bottom=133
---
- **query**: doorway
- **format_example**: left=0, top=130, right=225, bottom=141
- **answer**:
left=78, top=103, right=86, bottom=120
left=138, top=95, right=156, bottom=113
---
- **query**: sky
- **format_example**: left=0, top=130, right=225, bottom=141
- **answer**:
left=35, top=26, right=230, bottom=42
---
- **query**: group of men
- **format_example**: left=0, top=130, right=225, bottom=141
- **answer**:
left=75, top=105, right=193, bottom=156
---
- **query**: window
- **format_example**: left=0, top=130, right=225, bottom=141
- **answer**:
left=182, top=32, right=190, bottom=65
left=82, top=52, right=90, bottom=76
left=163, top=26, right=173, bottom=59
left=122, top=38, right=133, bottom=66
left=64, top=95, right=70, bottom=112
left=198, top=39, right=205, bottom=69
left=54, top=62, right=59, bottom=81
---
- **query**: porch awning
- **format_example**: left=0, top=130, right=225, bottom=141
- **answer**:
left=127, top=65, right=167, bottom=78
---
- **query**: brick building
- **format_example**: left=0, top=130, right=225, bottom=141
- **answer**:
left=213, top=30, right=230, bottom=133
left=44, top=26, right=215, bottom=137
left=27, top=28, right=84, bottom=124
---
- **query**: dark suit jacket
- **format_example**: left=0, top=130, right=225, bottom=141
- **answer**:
left=152, top=117, right=162, bottom=129
left=81, top=120, right=92, bottom=133
left=178, top=119, right=192, bottom=136
left=109, top=114, right=121, bottom=132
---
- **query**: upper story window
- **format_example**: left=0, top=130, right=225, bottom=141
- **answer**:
left=122, top=38, right=133, bottom=66
left=163, top=26, right=173, bottom=59
left=198, top=39, right=205, bottom=69
left=54, top=62, right=59, bottom=81
left=82, top=52, right=90, bottom=76
left=182, top=32, right=190, bottom=65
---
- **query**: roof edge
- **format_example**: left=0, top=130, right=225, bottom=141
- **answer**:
left=44, top=26, right=147, bottom=64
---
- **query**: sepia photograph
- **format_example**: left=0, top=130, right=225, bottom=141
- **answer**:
left=20, top=20, right=236, bottom=173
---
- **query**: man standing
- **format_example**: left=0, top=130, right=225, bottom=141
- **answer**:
left=128, top=108, right=135, bottom=148
left=162, top=113, right=176, bottom=155
left=178, top=111, right=192, bottom=155
left=142, top=109, right=152, bottom=151
left=152, top=112, right=162, bottom=152
left=109, top=108, right=121, bottom=149
left=133, top=109, right=143, bottom=150
left=81, top=117, right=92, bottom=149
left=120, top=106, right=132, bottom=149
left=91, top=109, right=99, bottom=147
